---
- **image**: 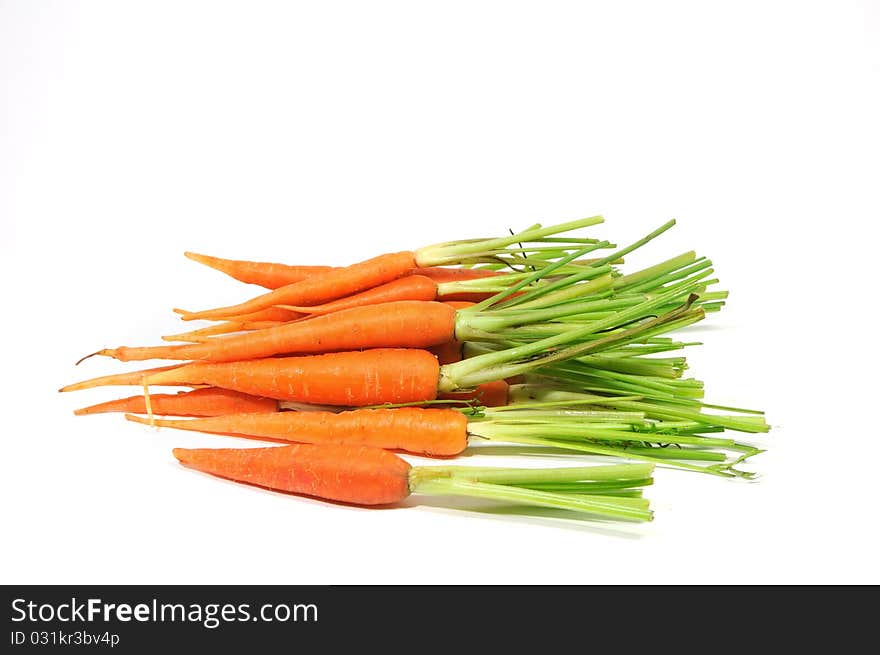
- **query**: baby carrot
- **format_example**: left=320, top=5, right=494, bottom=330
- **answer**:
left=60, top=364, right=185, bottom=392
left=97, top=301, right=457, bottom=362
left=74, top=388, right=278, bottom=417
left=132, top=407, right=469, bottom=455
left=174, top=443, right=411, bottom=505
left=131, top=390, right=761, bottom=476
left=173, top=443, right=655, bottom=520
left=276, top=275, right=438, bottom=314
left=145, top=349, right=441, bottom=406
left=186, top=249, right=504, bottom=291
left=184, top=252, right=334, bottom=289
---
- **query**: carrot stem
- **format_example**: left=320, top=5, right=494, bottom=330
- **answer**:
left=410, top=477, right=653, bottom=521
left=414, top=216, right=605, bottom=265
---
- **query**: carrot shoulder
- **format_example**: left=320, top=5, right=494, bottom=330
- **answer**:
left=173, top=443, right=412, bottom=505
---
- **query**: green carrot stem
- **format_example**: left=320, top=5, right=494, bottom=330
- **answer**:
left=422, top=462, right=655, bottom=484
left=519, top=478, right=653, bottom=493
left=483, top=394, right=645, bottom=411
left=415, top=216, right=605, bottom=265
left=475, top=431, right=738, bottom=477
left=617, top=447, right=728, bottom=462
left=410, top=477, right=653, bottom=521
left=588, top=219, right=677, bottom=269
left=467, top=423, right=737, bottom=448
left=619, top=258, right=714, bottom=294
left=577, top=489, right=645, bottom=498
left=440, top=301, right=705, bottom=390
left=465, top=243, right=607, bottom=312
left=604, top=399, right=770, bottom=434
left=494, top=268, right=615, bottom=310
left=611, top=251, right=697, bottom=289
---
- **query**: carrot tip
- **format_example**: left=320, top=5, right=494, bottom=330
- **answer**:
left=184, top=252, right=210, bottom=265
left=172, top=447, right=192, bottom=464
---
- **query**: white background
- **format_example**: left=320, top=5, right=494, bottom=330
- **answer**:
left=2, top=1, right=878, bottom=584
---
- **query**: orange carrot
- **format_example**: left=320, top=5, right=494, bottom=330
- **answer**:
left=173, top=443, right=412, bottom=505
left=180, top=251, right=418, bottom=321
left=130, top=407, right=468, bottom=456
left=165, top=298, right=474, bottom=344
left=74, top=388, right=278, bottom=417
left=277, top=275, right=437, bottom=315
left=172, top=443, right=656, bottom=520
left=173, top=306, right=302, bottom=324
left=162, top=320, right=286, bottom=343
left=123, top=349, right=442, bottom=406
left=185, top=252, right=334, bottom=289
left=185, top=250, right=501, bottom=292
left=59, top=364, right=186, bottom=392
left=98, top=301, right=457, bottom=363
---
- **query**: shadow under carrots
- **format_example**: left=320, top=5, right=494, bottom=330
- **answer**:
left=399, top=496, right=649, bottom=538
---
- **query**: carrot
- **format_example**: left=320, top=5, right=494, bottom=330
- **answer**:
left=180, top=251, right=419, bottom=321
left=140, top=349, right=441, bottom=405
left=97, top=301, right=457, bottom=362
left=62, top=349, right=441, bottom=404
left=187, top=250, right=504, bottom=291
left=172, top=443, right=656, bottom=519
left=172, top=306, right=303, bottom=324
left=130, top=407, right=468, bottom=456
left=162, top=322, right=255, bottom=343
left=277, top=275, right=438, bottom=315
left=174, top=443, right=412, bottom=505
left=163, top=290, right=475, bottom=344
left=59, top=364, right=186, bottom=392
left=162, top=320, right=288, bottom=343
left=185, top=252, right=334, bottom=289
left=74, top=388, right=278, bottom=417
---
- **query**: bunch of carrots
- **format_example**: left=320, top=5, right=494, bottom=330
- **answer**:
left=61, top=216, right=769, bottom=523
